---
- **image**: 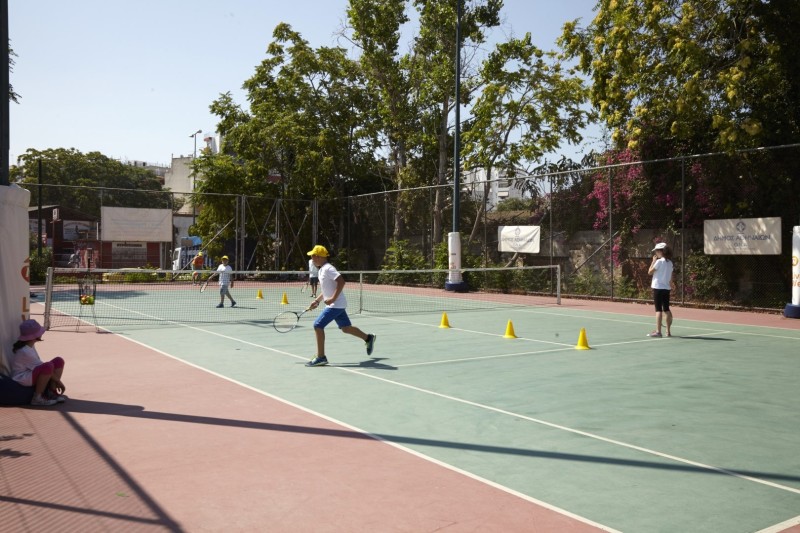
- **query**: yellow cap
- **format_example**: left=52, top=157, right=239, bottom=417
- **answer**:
left=198, top=252, right=203, bottom=256
left=307, top=245, right=329, bottom=257
left=221, top=255, right=229, bottom=260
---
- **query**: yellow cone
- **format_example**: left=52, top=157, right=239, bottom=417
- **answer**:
left=439, top=312, right=451, bottom=328
left=503, top=320, right=517, bottom=339
left=281, top=292, right=289, bottom=305
left=575, top=328, right=591, bottom=350
left=256, top=289, right=264, bottom=300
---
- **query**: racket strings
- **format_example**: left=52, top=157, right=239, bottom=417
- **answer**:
left=274, top=312, right=300, bottom=332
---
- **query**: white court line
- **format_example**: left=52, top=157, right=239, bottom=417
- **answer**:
left=394, top=331, right=733, bottom=368
left=86, top=303, right=800, bottom=502
left=103, top=319, right=619, bottom=532
left=755, top=514, right=800, bottom=533
left=396, top=346, right=576, bottom=368
left=99, top=304, right=800, bottom=498
left=756, top=516, right=800, bottom=533
left=516, top=307, right=800, bottom=338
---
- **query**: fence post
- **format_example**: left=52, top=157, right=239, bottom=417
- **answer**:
left=680, top=157, right=686, bottom=305
left=608, top=166, right=613, bottom=300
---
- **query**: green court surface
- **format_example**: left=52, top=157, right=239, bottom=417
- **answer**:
left=50, top=289, right=800, bottom=532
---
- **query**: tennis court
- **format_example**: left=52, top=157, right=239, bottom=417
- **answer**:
left=26, top=269, right=800, bottom=532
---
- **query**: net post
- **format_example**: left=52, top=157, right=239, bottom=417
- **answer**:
left=44, top=266, right=54, bottom=329
left=358, top=272, right=364, bottom=314
left=556, top=264, right=561, bottom=305
left=445, top=231, right=468, bottom=292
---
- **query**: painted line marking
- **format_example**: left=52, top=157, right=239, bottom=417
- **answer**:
left=110, top=331, right=619, bottom=533
left=755, top=514, right=800, bottom=533
left=96, top=307, right=800, bottom=499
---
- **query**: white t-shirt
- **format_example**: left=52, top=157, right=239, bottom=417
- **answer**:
left=308, top=259, right=320, bottom=279
left=11, top=345, right=43, bottom=387
left=217, top=264, right=233, bottom=286
left=318, top=262, right=346, bottom=308
left=650, top=258, right=673, bottom=290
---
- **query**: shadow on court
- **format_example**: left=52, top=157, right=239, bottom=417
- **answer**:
left=0, top=408, right=184, bottom=532
left=58, top=399, right=800, bottom=485
left=331, top=357, right=397, bottom=370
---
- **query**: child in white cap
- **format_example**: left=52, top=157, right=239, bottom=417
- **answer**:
left=647, top=243, right=674, bottom=337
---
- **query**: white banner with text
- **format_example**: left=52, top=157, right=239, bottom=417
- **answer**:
left=704, top=217, right=782, bottom=255
left=498, top=226, right=540, bottom=253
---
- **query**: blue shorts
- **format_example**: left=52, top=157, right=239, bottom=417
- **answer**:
left=313, top=307, right=352, bottom=329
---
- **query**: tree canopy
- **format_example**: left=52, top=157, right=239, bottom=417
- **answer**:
left=12, top=148, right=172, bottom=217
left=560, top=0, right=800, bottom=152
left=198, top=0, right=590, bottom=256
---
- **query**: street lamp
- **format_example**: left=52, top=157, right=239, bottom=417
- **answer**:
left=189, top=129, right=202, bottom=225
left=190, top=129, right=202, bottom=159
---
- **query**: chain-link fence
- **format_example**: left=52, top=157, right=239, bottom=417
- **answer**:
left=326, top=145, right=800, bottom=311
left=23, top=144, right=800, bottom=311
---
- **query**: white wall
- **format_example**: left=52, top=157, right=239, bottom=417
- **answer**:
left=163, top=156, right=194, bottom=215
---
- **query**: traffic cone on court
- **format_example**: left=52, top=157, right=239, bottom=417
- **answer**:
left=575, top=328, right=591, bottom=350
left=281, top=292, right=289, bottom=305
left=503, top=320, right=517, bottom=339
left=256, top=289, right=264, bottom=300
left=439, top=312, right=451, bottom=328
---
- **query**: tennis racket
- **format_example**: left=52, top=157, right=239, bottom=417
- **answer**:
left=273, top=308, right=312, bottom=333
left=200, top=280, right=209, bottom=293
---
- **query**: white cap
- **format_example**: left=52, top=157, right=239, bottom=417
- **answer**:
left=652, top=243, right=667, bottom=251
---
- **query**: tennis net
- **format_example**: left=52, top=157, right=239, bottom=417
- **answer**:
left=42, top=265, right=560, bottom=330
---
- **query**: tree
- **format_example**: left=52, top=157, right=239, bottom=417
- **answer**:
left=409, top=0, right=502, bottom=244
left=202, top=23, right=381, bottom=264
left=560, top=0, right=800, bottom=152
left=12, top=148, right=171, bottom=216
left=8, top=41, right=20, bottom=103
left=461, top=32, right=591, bottom=243
left=347, top=0, right=418, bottom=239
left=346, top=0, right=504, bottom=245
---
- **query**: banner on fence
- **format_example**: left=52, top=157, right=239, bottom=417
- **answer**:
left=498, top=226, right=540, bottom=253
left=704, top=217, right=782, bottom=255
left=101, top=207, right=172, bottom=242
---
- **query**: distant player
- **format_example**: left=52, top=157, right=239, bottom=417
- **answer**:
left=308, top=257, right=320, bottom=297
left=647, top=242, right=674, bottom=337
left=208, top=255, right=236, bottom=308
left=191, top=251, right=204, bottom=285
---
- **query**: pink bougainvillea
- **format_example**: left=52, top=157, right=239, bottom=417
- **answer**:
left=586, top=148, right=647, bottom=232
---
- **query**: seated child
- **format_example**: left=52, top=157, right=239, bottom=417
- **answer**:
left=10, top=319, right=67, bottom=406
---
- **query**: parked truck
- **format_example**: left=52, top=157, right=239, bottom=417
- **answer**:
left=171, top=236, right=207, bottom=271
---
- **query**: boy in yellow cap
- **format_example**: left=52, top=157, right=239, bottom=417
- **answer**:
left=305, top=245, right=375, bottom=366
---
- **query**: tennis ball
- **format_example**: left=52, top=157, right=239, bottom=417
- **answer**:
left=87, top=296, right=95, bottom=305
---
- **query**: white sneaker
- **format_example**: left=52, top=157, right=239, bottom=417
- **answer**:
left=45, top=390, right=67, bottom=403
left=31, top=395, right=58, bottom=406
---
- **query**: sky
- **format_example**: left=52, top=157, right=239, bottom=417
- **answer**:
left=8, top=0, right=600, bottom=168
